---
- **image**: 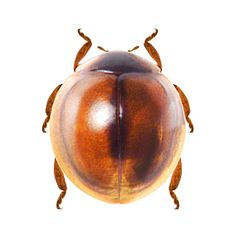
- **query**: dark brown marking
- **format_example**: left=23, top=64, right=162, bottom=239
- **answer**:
left=81, top=51, right=160, bottom=75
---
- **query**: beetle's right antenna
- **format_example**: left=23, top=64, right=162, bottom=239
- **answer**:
left=128, top=46, right=139, bottom=52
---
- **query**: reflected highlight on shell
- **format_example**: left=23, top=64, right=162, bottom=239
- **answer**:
left=88, top=100, right=115, bottom=132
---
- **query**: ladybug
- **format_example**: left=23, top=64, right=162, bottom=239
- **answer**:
left=42, top=29, right=193, bottom=209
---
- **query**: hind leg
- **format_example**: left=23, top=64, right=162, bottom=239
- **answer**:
left=54, top=159, right=67, bottom=209
left=169, top=159, right=182, bottom=209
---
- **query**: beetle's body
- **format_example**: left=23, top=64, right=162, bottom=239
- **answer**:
left=50, top=51, right=185, bottom=203
left=43, top=29, right=193, bottom=209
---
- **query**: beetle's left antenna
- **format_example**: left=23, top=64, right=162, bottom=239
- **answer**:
left=97, top=46, right=109, bottom=52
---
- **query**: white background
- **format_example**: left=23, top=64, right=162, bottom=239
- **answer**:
left=0, top=0, right=235, bottom=240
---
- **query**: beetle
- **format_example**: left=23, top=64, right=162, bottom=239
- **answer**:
left=42, top=28, right=193, bottom=209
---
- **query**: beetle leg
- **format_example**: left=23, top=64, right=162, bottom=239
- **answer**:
left=144, top=29, right=162, bottom=71
left=54, top=158, right=67, bottom=209
left=42, top=84, right=62, bottom=133
left=74, top=29, right=92, bottom=71
left=169, top=158, right=182, bottom=209
left=174, top=84, right=194, bottom=133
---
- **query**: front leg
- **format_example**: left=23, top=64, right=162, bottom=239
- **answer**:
left=174, top=84, right=194, bottom=133
left=42, top=84, right=62, bottom=133
left=144, top=29, right=162, bottom=71
left=74, top=29, right=92, bottom=71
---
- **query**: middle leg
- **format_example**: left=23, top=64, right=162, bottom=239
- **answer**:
left=174, top=84, right=194, bottom=133
left=42, top=84, right=62, bottom=133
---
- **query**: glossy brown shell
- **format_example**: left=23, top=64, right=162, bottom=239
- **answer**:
left=50, top=51, right=185, bottom=203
